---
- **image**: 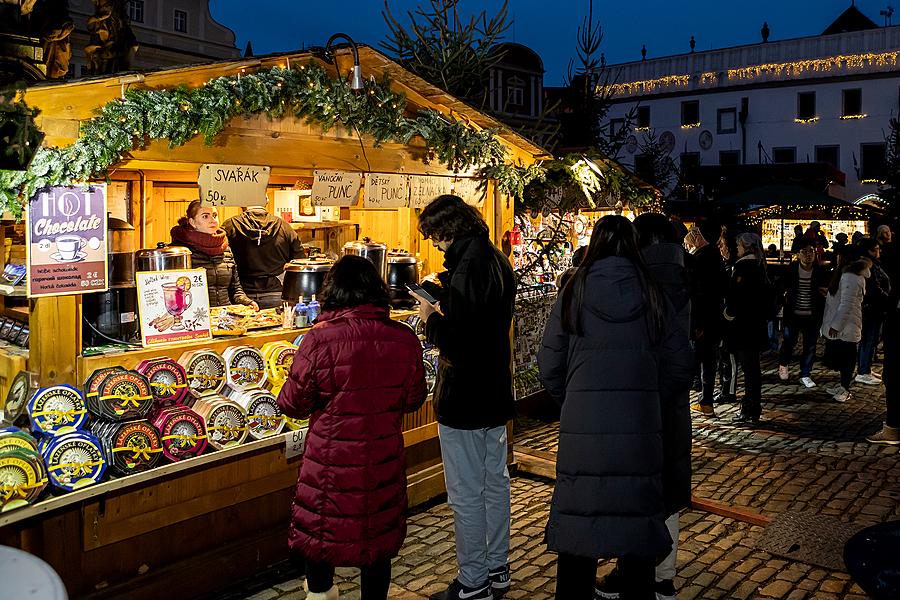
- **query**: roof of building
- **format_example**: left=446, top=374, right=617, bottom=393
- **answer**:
left=822, top=4, right=879, bottom=35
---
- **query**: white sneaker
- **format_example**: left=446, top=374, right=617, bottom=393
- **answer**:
left=778, top=365, right=789, bottom=380
left=833, top=387, right=851, bottom=402
left=855, top=374, right=882, bottom=385
left=800, top=377, right=816, bottom=388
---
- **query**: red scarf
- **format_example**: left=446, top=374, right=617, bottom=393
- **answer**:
left=170, top=222, right=227, bottom=256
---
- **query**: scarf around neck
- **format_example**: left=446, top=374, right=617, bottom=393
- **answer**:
left=171, top=222, right=228, bottom=256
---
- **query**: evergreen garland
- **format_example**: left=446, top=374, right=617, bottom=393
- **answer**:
left=0, top=61, right=647, bottom=218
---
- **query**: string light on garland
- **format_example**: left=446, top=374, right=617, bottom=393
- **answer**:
left=699, top=72, right=719, bottom=86
left=860, top=178, right=885, bottom=185
left=0, top=60, right=648, bottom=218
left=727, top=51, right=900, bottom=82
left=609, top=74, right=690, bottom=97
left=794, top=117, right=819, bottom=124
left=680, top=122, right=701, bottom=129
left=840, top=113, right=867, bottom=120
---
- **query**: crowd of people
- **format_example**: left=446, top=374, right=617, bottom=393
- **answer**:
left=226, top=190, right=898, bottom=600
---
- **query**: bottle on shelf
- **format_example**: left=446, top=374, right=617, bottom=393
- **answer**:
left=307, top=294, right=320, bottom=324
left=293, top=297, right=308, bottom=328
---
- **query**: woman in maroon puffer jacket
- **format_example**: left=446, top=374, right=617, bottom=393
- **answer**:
left=277, top=255, right=427, bottom=600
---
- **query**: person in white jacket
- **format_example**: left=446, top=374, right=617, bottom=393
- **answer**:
left=821, top=257, right=872, bottom=402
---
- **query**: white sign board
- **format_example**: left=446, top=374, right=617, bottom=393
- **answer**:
left=136, top=268, right=212, bottom=346
left=363, top=173, right=409, bottom=208
left=311, top=170, right=363, bottom=207
left=284, top=427, right=308, bottom=459
left=453, top=177, right=487, bottom=207
left=409, top=175, right=452, bottom=209
left=198, top=164, right=270, bottom=207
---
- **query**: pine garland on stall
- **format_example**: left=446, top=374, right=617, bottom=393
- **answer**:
left=0, top=61, right=646, bottom=217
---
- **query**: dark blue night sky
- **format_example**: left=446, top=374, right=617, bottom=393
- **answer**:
left=210, top=1, right=878, bottom=86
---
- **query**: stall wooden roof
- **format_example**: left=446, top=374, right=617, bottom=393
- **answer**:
left=23, top=45, right=551, bottom=176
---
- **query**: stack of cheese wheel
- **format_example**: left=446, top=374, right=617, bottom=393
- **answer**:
left=137, top=358, right=189, bottom=408
left=230, top=388, right=284, bottom=440
left=91, top=419, right=163, bottom=476
left=422, top=346, right=440, bottom=395
left=152, top=405, right=208, bottom=461
left=41, top=430, right=107, bottom=492
left=223, top=345, right=267, bottom=392
left=93, top=370, right=153, bottom=421
left=179, top=349, right=227, bottom=401
left=0, top=427, right=47, bottom=511
left=261, top=341, right=296, bottom=388
left=27, top=385, right=89, bottom=435
left=2, top=371, right=36, bottom=427
left=193, top=392, right=248, bottom=450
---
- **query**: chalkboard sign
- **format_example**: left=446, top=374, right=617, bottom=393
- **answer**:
left=409, top=175, right=452, bottom=209
left=363, top=173, right=409, bottom=208
left=198, top=164, right=270, bottom=207
left=311, top=170, right=363, bottom=207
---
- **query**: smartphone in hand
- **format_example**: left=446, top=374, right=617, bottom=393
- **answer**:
left=405, top=283, right=438, bottom=305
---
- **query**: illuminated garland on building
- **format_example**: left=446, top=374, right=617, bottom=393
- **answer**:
left=608, top=75, right=690, bottom=96
left=794, top=117, right=820, bottom=124
left=680, top=122, right=701, bottom=129
left=727, top=51, right=900, bottom=81
left=609, top=51, right=900, bottom=98
left=840, top=114, right=867, bottom=120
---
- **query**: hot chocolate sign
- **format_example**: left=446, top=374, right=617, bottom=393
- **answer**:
left=26, top=185, right=108, bottom=297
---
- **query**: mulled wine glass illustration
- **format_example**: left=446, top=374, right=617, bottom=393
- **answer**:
left=162, top=282, right=192, bottom=330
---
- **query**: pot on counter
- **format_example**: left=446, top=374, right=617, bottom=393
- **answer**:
left=282, top=258, right=334, bottom=302
left=342, top=238, right=387, bottom=280
left=135, top=243, right=192, bottom=272
left=387, top=249, right=418, bottom=308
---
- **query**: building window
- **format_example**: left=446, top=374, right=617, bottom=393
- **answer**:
left=680, top=152, right=700, bottom=170
left=796, top=91, right=816, bottom=121
left=636, top=106, right=651, bottom=129
left=842, top=88, right=863, bottom=117
left=609, top=118, right=625, bottom=141
left=505, top=76, right=525, bottom=107
left=633, top=154, right=653, bottom=180
left=719, top=150, right=740, bottom=165
left=772, top=147, right=797, bottom=164
left=815, top=145, right=840, bottom=169
left=127, top=0, right=144, bottom=23
left=717, top=108, right=737, bottom=134
left=860, top=143, right=887, bottom=181
left=681, top=100, right=700, bottom=127
left=174, top=9, right=188, bottom=33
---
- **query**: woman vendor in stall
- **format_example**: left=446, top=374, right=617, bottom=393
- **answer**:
left=171, top=200, right=259, bottom=310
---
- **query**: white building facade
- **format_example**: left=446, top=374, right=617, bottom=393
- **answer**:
left=66, top=0, right=240, bottom=77
left=602, top=21, right=900, bottom=203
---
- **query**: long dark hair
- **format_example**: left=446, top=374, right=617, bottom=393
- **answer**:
left=321, top=255, right=390, bottom=311
left=561, top=215, right=667, bottom=343
left=418, top=194, right=489, bottom=241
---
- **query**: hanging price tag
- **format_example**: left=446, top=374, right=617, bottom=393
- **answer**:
left=284, top=427, right=308, bottom=459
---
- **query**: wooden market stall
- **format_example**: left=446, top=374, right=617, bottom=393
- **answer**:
left=0, top=46, right=549, bottom=599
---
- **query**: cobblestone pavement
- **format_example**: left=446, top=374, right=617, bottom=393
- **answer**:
left=236, top=351, right=896, bottom=599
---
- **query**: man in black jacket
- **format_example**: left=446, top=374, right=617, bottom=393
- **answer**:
left=685, top=223, right=727, bottom=414
left=413, top=195, right=515, bottom=600
left=222, top=206, right=305, bottom=308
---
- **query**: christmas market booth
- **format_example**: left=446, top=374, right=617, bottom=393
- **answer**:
left=0, top=45, right=549, bottom=599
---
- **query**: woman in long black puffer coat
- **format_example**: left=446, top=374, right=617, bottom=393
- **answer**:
left=171, top=201, right=258, bottom=309
left=538, top=215, right=694, bottom=600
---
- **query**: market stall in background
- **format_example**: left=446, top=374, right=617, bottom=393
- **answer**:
left=0, top=46, right=547, bottom=600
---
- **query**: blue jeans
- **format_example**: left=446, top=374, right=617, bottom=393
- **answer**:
left=439, top=424, right=510, bottom=588
left=858, top=313, right=883, bottom=375
left=779, top=314, right=819, bottom=377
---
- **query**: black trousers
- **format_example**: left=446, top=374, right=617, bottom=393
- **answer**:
left=883, top=307, right=899, bottom=427
left=305, top=558, right=392, bottom=600
left=828, top=339, right=858, bottom=390
left=737, top=348, right=762, bottom=418
left=696, top=335, right=720, bottom=406
left=555, top=553, right=655, bottom=600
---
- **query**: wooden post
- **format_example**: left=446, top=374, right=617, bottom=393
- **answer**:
left=29, top=296, right=79, bottom=385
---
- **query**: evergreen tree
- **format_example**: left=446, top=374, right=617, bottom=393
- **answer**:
left=380, top=0, right=510, bottom=107
left=879, top=117, right=900, bottom=215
